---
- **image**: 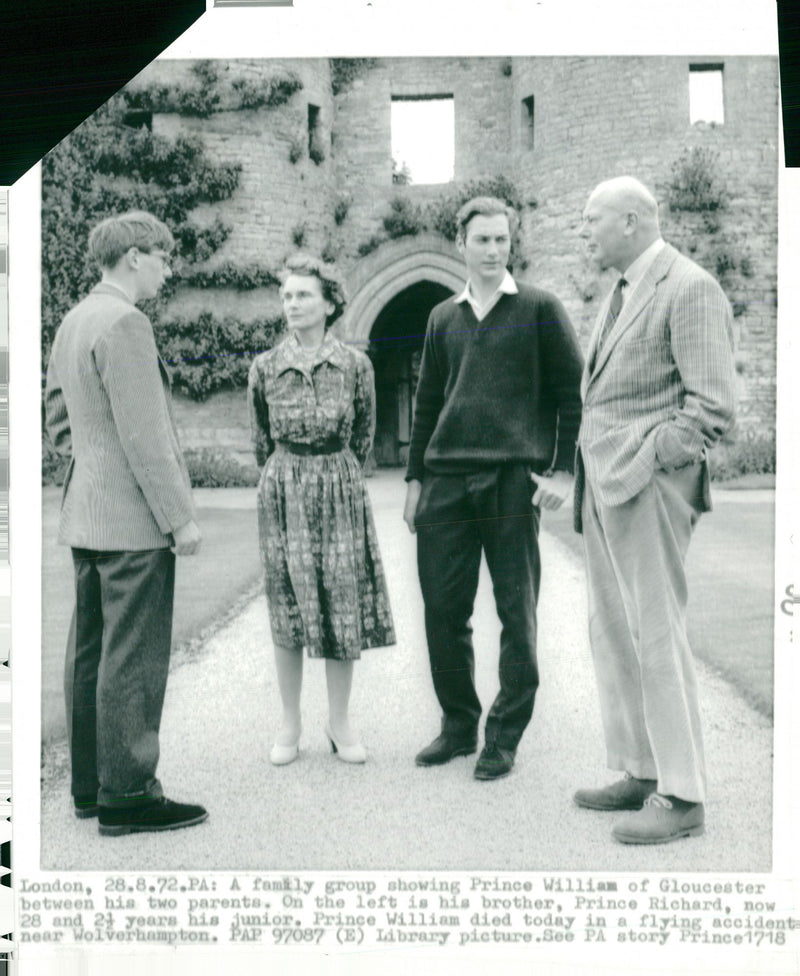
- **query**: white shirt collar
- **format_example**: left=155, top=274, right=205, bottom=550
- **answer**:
left=454, top=270, right=518, bottom=320
left=621, top=238, right=665, bottom=295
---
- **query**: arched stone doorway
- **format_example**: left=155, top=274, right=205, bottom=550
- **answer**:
left=340, top=235, right=464, bottom=467
left=370, top=280, right=452, bottom=465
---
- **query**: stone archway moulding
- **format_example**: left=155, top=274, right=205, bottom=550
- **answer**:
left=340, top=234, right=465, bottom=346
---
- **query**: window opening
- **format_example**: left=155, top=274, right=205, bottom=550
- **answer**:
left=391, top=95, right=454, bottom=185
left=521, top=95, right=535, bottom=150
left=689, top=64, right=724, bottom=124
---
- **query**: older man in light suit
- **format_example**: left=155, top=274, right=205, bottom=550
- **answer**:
left=573, top=177, right=736, bottom=844
left=45, top=211, right=207, bottom=836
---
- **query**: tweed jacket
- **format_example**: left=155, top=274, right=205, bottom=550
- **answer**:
left=575, top=243, right=736, bottom=529
left=45, top=282, right=196, bottom=551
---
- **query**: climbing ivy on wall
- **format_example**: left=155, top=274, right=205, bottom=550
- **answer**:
left=569, top=148, right=755, bottom=320
left=127, top=60, right=304, bottom=117
left=356, top=175, right=528, bottom=259
left=41, top=92, right=243, bottom=373
left=330, top=59, right=377, bottom=95
left=661, top=147, right=755, bottom=318
left=41, top=65, right=303, bottom=406
left=155, top=312, right=284, bottom=400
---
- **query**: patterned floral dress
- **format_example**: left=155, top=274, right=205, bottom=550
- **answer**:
left=247, top=331, right=395, bottom=660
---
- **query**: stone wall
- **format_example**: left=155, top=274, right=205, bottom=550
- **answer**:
left=330, top=57, right=514, bottom=262
left=508, top=56, right=779, bottom=435
left=130, top=55, right=779, bottom=450
left=132, top=58, right=338, bottom=309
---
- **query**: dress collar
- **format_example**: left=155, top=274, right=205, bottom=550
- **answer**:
left=276, top=329, right=350, bottom=373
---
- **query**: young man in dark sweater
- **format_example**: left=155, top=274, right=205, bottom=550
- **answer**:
left=403, top=196, right=583, bottom=780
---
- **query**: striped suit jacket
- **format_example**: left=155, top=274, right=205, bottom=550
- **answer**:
left=45, top=282, right=196, bottom=551
left=574, top=243, right=736, bottom=531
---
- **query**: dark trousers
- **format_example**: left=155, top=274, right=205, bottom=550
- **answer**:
left=65, top=547, right=175, bottom=807
left=415, top=465, right=541, bottom=751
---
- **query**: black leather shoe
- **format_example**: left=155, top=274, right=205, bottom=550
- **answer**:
left=73, top=794, right=100, bottom=819
left=474, top=744, right=515, bottom=781
left=415, top=733, right=477, bottom=767
left=98, top=797, right=208, bottom=836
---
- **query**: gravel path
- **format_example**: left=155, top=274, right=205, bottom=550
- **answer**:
left=40, top=473, right=772, bottom=872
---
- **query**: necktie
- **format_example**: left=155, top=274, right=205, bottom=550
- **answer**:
left=596, top=276, right=626, bottom=353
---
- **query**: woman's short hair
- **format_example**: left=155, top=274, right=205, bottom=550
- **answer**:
left=455, top=196, right=520, bottom=243
left=88, top=211, right=175, bottom=270
left=279, top=253, right=347, bottom=328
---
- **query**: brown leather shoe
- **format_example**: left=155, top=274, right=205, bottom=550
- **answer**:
left=611, top=793, right=705, bottom=845
left=574, top=773, right=657, bottom=811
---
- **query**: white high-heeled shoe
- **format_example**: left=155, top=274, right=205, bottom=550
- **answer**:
left=325, top=725, right=366, bottom=764
left=270, top=733, right=300, bottom=766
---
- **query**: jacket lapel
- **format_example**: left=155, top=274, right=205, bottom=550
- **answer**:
left=586, top=244, right=679, bottom=386
left=158, top=355, right=172, bottom=387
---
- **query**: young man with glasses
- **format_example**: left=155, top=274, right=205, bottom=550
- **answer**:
left=45, top=210, right=207, bottom=835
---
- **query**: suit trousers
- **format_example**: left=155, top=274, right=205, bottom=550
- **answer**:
left=65, top=547, right=175, bottom=807
left=582, top=463, right=707, bottom=802
left=415, top=465, right=541, bottom=751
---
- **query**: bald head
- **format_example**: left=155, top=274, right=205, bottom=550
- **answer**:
left=590, top=177, right=660, bottom=230
left=581, top=176, right=662, bottom=273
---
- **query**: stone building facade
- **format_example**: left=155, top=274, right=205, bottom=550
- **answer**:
left=131, top=56, right=779, bottom=467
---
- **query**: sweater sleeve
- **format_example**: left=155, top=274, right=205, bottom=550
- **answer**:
left=406, top=310, right=444, bottom=482
left=539, top=294, right=584, bottom=473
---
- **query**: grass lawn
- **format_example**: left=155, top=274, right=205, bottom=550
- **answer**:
left=542, top=493, right=775, bottom=717
left=41, top=488, right=263, bottom=743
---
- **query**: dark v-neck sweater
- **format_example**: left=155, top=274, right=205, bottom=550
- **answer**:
left=406, top=284, right=584, bottom=482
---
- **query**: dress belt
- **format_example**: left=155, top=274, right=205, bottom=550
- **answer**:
left=276, top=440, right=344, bottom=456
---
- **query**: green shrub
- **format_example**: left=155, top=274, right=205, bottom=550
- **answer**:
left=129, top=62, right=303, bottom=116
left=230, top=73, right=303, bottom=110
left=333, top=197, right=350, bottom=225
left=426, top=175, right=524, bottom=240
left=710, top=433, right=776, bottom=481
left=43, top=431, right=264, bottom=489
left=392, top=158, right=412, bottom=186
left=309, top=141, right=326, bottom=166
left=321, top=239, right=339, bottom=263
left=357, top=234, right=386, bottom=257
left=356, top=175, right=525, bottom=260
left=184, top=449, right=260, bottom=488
left=667, top=147, right=728, bottom=213
left=174, top=263, right=280, bottom=291
left=382, top=196, right=424, bottom=238
left=173, top=218, right=232, bottom=264
left=155, top=313, right=285, bottom=401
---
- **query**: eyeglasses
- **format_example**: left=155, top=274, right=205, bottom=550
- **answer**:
left=136, top=248, right=171, bottom=269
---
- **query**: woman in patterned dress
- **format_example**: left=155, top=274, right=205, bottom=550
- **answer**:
left=247, top=254, right=395, bottom=766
